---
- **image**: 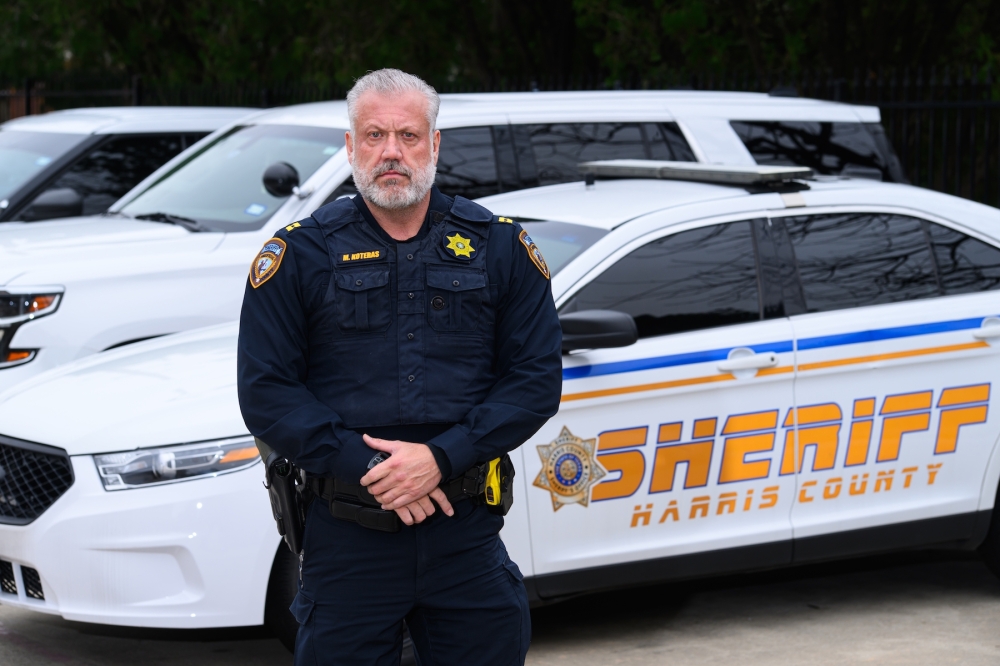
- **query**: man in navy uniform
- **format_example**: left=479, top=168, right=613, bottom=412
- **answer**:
left=237, top=69, right=562, bottom=665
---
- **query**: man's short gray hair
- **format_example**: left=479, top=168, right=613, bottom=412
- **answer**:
left=346, top=69, right=440, bottom=134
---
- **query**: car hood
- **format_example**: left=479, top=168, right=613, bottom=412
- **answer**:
left=0, top=322, right=246, bottom=455
left=0, top=216, right=223, bottom=286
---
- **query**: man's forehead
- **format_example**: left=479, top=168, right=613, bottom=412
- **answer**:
left=354, top=90, right=429, bottom=126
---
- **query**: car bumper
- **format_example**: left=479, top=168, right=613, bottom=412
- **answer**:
left=0, top=455, right=279, bottom=628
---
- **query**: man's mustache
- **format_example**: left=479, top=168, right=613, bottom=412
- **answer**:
left=371, top=160, right=413, bottom=179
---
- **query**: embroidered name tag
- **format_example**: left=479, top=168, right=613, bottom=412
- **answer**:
left=339, top=250, right=382, bottom=263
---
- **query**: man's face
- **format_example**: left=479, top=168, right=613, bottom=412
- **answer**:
left=346, top=90, right=440, bottom=209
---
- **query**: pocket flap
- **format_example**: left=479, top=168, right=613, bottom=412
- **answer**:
left=427, top=266, right=487, bottom=292
left=289, top=590, right=316, bottom=625
left=336, top=266, right=389, bottom=292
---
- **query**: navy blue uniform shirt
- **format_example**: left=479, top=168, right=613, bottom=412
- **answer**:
left=237, top=188, right=562, bottom=484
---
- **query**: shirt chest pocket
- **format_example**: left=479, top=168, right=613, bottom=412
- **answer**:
left=332, top=266, right=392, bottom=333
left=426, top=265, right=488, bottom=333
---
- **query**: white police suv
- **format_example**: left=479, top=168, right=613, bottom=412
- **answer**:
left=0, top=91, right=902, bottom=394
left=0, top=106, right=252, bottom=221
left=1, top=162, right=999, bottom=650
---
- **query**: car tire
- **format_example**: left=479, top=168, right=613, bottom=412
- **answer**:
left=980, top=480, right=1000, bottom=579
left=265, top=545, right=300, bottom=653
left=263, top=544, right=417, bottom=664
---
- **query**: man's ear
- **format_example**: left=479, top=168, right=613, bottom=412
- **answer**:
left=432, top=129, right=441, bottom=165
left=345, top=130, right=354, bottom=164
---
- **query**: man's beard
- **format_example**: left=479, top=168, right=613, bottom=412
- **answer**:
left=353, top=157, right=437, bottom=210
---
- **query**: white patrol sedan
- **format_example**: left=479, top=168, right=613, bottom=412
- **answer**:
left=0, top=91, right=901, bottom=394
left=1, top=163, right=999, bottom=650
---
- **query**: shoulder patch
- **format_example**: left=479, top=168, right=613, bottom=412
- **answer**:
left=250, top=237, right=287, bottom=288
left=497, top=216, right=514, bottom=224
left=518, top=229, right=550, bottom=280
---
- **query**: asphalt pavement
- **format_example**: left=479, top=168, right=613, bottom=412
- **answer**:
left=2, top=550, right=999, bottom=665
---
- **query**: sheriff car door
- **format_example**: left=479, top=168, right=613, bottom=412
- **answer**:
left=774, top=209, right=1000, bottom=561
left=525, top=214, right=798, bottom=598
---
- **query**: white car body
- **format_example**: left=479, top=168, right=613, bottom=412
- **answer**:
left=1, top=174, right=998, bottom=628
left=0, top=106, right=254, bottom=220
left=0, top=91, right=891, bottom=394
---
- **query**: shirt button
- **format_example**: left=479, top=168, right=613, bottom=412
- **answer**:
left=453, top=280, right=460, bottom=287
left=407, top=333, right=414, bottom=340
left=355, top=279, right=363, bottom=286
left=408, top=292, right=414, bottom=299
left=407, top=253, right=414, bottom=260
left=408, top=375, right=415, bottom=382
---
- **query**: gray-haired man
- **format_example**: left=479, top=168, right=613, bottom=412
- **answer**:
left=237, top=68, right=563, bottom=664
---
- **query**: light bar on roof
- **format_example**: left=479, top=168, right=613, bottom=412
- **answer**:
left=578, top=159, right=813, bottom=185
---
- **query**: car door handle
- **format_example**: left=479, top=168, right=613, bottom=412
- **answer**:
left=717, top=352, right=779, bottom=372
left=973, top=326, right=1000, bottom=339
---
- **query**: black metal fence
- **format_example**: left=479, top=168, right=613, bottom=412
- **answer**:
left=2, top=69, right=997, bottom=207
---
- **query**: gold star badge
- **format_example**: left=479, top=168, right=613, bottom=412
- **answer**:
left=445, top=233, right=475, bottom=258
left=533, top=427, right=607, bottom=511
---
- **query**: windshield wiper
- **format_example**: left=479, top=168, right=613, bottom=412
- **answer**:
left=134, top=212, right=212, bottom=233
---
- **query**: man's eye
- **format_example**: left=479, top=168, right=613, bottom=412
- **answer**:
left=369, top=132, right=381, bottom=139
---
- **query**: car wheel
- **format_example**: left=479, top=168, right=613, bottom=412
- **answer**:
left=263, top=544, right=417, bottom=664
left=981, top=480, right=1000, bottom=579
left=265, top=545, right=300, bottom=653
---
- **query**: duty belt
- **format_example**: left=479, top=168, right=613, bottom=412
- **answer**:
left=307, top=462, right=493, bottom=533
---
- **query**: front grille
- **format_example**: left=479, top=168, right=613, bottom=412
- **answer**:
left=21, top=566, right=43, bottom=600
left=0, top=560, right=15, bottom=595
left=0, top=435, right=74, bottom=525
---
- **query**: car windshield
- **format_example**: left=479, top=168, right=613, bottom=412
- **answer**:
left=0, top=130, right=88, bottom=201
left=119, top=124, right=346, bottom=231
left=517, top=220, right=607, bottom=276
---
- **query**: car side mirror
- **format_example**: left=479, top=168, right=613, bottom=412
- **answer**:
left=21, top=187, right=84, bottom=221
left=560, top=310, right=638, bottom=353
left=263, top=162, right=300, bottom=198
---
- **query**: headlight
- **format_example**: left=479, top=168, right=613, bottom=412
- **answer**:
left=94, top=436, right=260, bottom=490
left=0, top=290, right=63, bottom=324
left=0, top=288, right=64, bottom=369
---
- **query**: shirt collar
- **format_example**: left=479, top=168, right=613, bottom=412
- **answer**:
left=353, top=187, right=451, bottom=244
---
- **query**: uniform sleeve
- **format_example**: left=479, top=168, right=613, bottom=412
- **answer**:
left=237, top=228, right=377, bottom=481
left=428, top=223, right=563, bottom=477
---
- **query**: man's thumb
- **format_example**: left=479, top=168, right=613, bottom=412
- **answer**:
left=363, top=434, right=396, bottom=452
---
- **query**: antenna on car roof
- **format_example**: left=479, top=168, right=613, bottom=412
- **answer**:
left=578, top=159, right=813, bottom=187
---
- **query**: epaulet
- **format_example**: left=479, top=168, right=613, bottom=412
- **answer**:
left=311, top=196, right=360, bottom=232
left=450, top=196, right=492, bottom=224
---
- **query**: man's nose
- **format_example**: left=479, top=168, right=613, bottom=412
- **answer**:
left=381, top=133, right=404, bottom=160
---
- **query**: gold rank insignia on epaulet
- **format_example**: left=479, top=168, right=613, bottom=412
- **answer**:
left=284, top=222, right=302, bottom=232
left=497, top=216, right=514, bottom=224
left=250, top=237, right=287, bottom=288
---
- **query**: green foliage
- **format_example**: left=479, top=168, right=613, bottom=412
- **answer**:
left=0, top=0, right=996, bottom=85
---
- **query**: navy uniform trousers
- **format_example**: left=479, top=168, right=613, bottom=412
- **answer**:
left=291, top=498, right=530, bottom=665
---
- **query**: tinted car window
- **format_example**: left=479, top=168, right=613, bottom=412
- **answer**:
left=19, top=134, right=202, bottom=220
left=925, top=222, right=1000, bottom=294
left=562, top=221, right=761, bottom=338
left=0, top=130, right=88, bottom=202
left=644, top=123, right=697, bottom=162
left=783, top=213, right=940, bottom=313
left=121, top=124, right=345, bottom=232
left=526, top=122, right=695, bottom=186
left=435, top=127, right=499, bottom=199
left=731, top=121, right=897, bottom=182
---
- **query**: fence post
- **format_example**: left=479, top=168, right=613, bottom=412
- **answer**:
left=23, top=78, right=33, bottom=115
left=131, top=75, right=142, bottom=106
